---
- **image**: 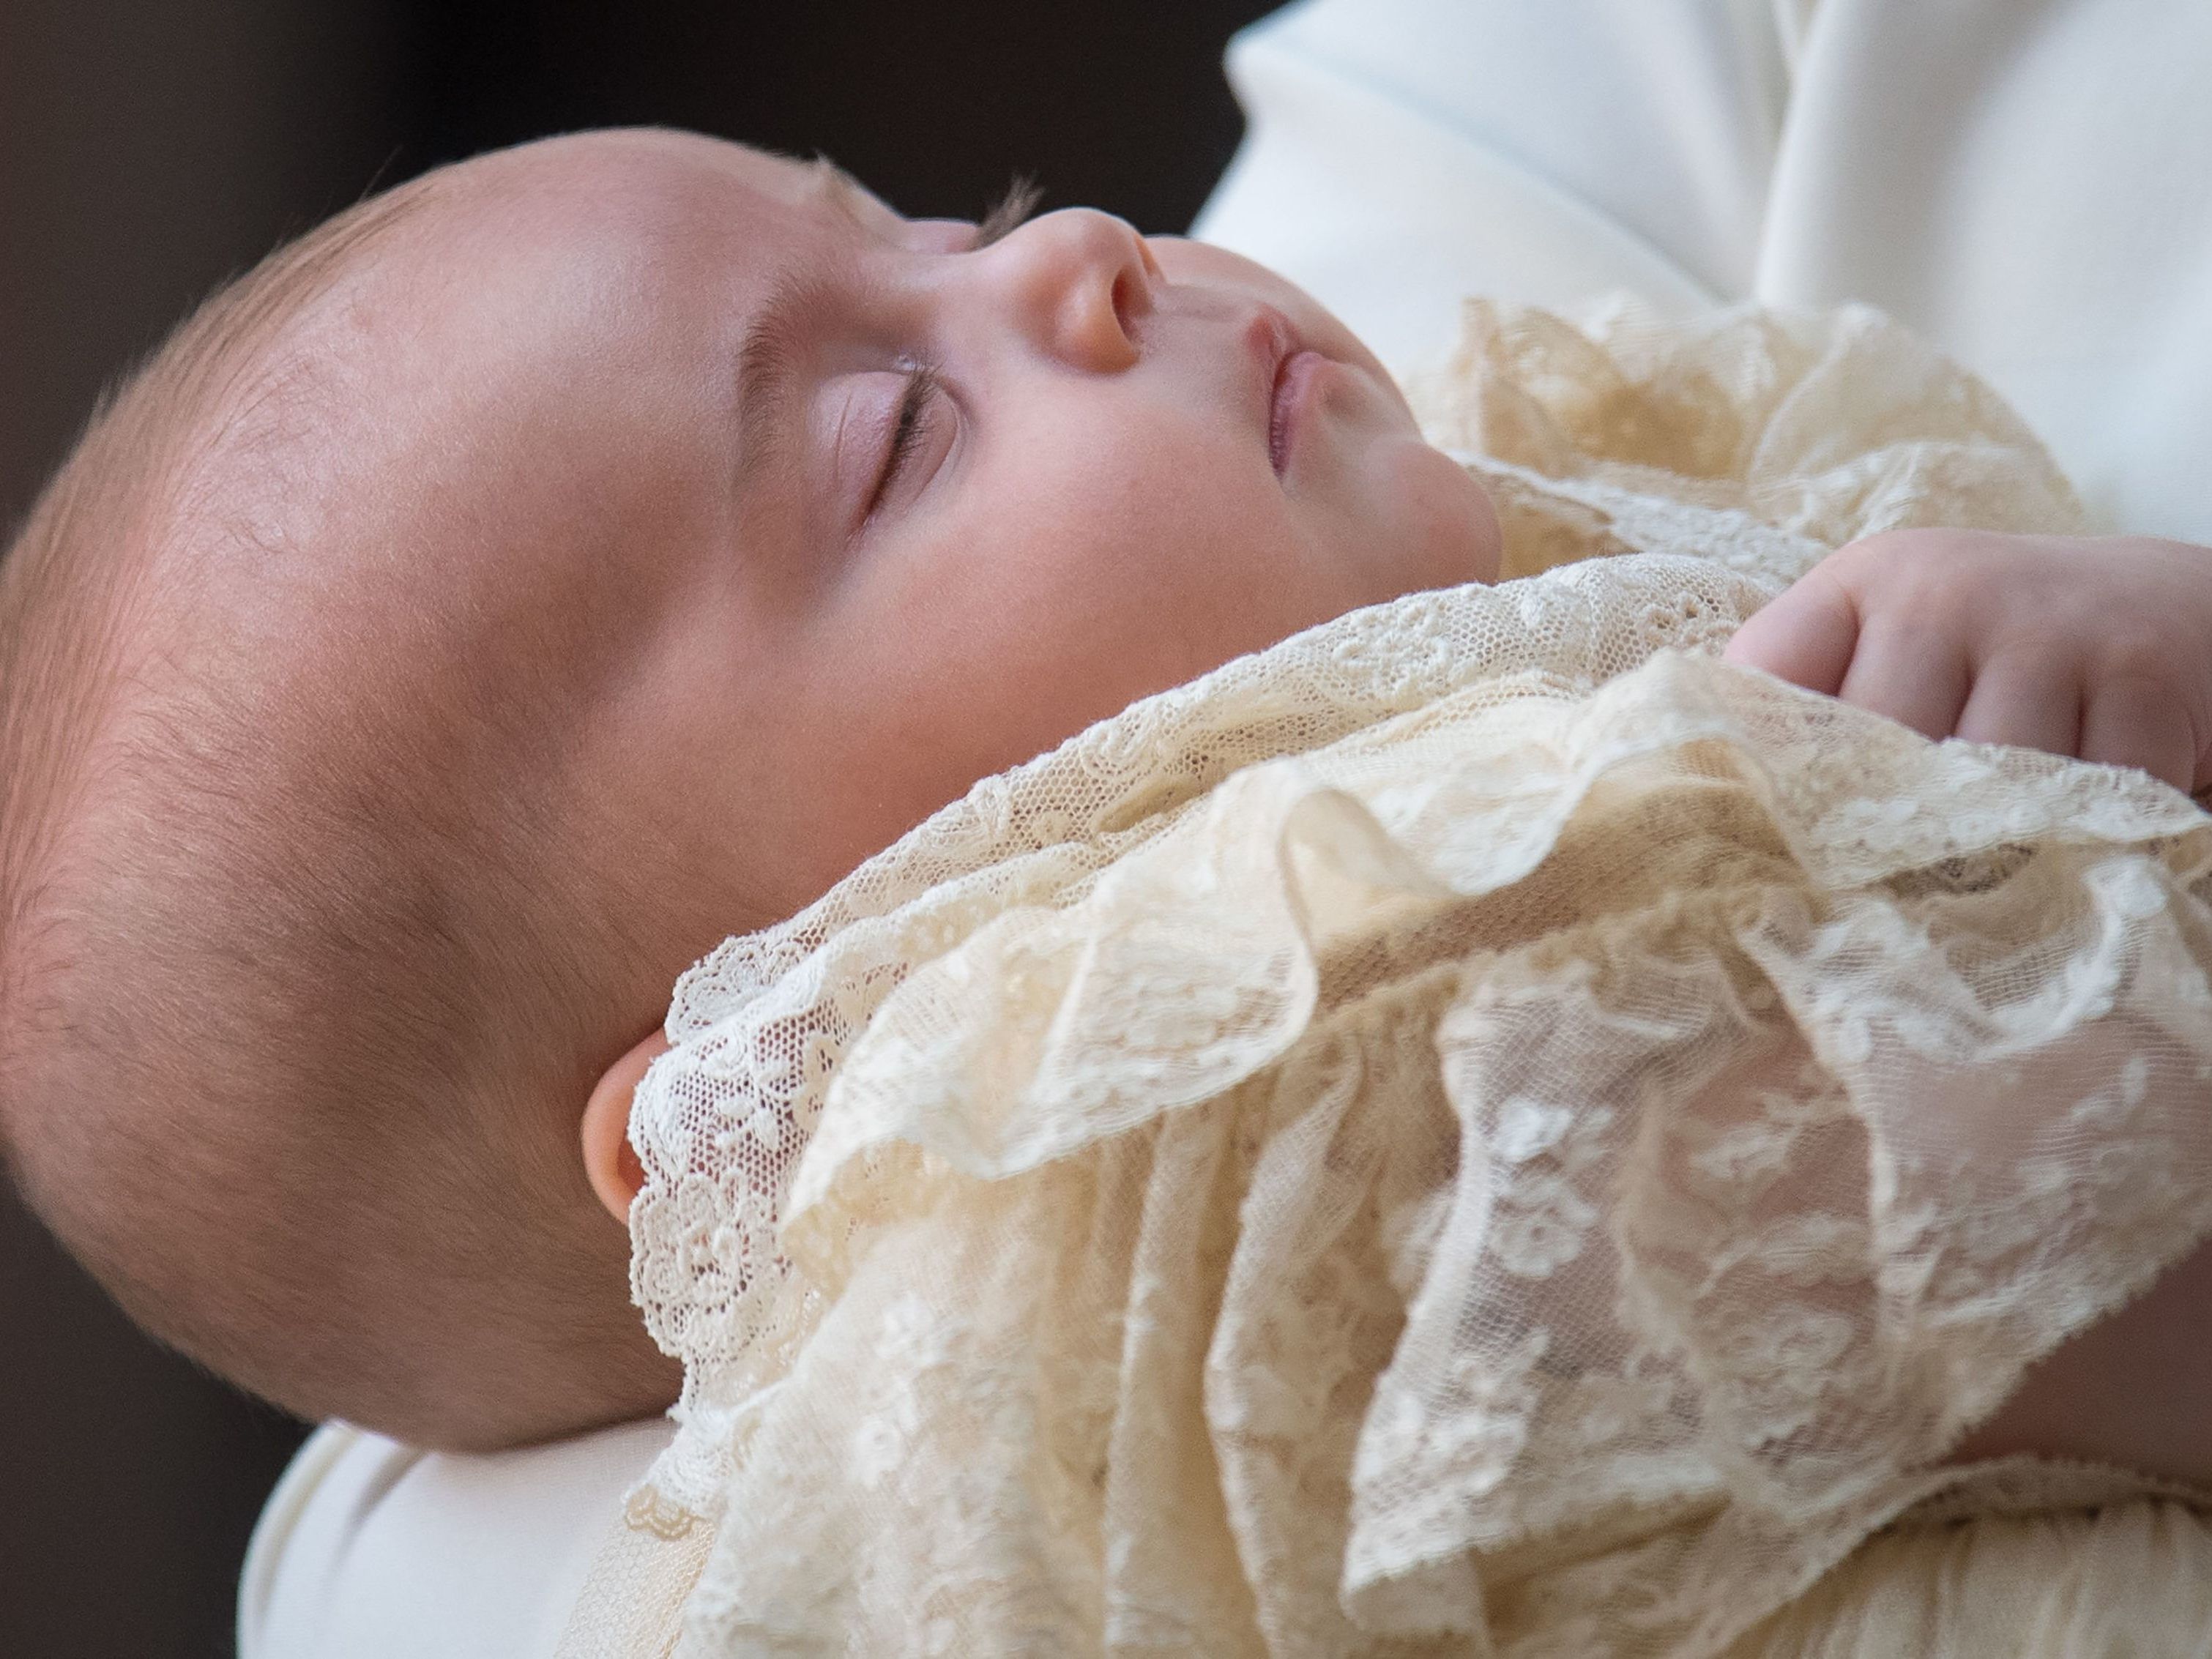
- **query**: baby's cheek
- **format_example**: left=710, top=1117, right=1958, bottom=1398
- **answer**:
left=1369, top=439, right=1501, bottom=594
left=912, top=428, right=1339, bottom=757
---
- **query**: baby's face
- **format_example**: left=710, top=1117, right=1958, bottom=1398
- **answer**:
left=283, top=130, right=1497, bottom=931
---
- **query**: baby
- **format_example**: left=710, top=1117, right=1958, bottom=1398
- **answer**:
left=1, top=119, right=2210, bottom=1502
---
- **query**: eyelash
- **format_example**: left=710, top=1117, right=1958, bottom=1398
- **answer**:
left=870, top=359, right=942, bottom=512
left=972, top=174, right=1043, bottom=250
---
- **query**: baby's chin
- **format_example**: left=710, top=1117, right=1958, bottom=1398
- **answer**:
left=1429, top=442, right=1505, bottom=584
left=1360, top=430, right=1505, bottom=597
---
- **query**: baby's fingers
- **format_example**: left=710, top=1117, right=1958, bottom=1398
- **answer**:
left=1953, top=652, right=2081, bottom=759
left=1833, top=620, right=1971, bottom=743
left=1725, top=568, right=1858, bottom=693
left=2080, top=673, right=2199, bottom=794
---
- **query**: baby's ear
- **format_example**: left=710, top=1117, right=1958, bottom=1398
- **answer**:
left=581, top=1030, right=672, bottom=1225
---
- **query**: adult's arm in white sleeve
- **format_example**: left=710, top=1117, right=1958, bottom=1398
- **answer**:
left=1191, top=0, right=1791, bottom=370
left=238, top=1417, right=672, bottom=1659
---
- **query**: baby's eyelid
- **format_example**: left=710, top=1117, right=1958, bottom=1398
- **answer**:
left=863, top=361, right=950, bottom=521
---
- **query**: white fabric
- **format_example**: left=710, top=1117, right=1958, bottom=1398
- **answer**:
left=238, top=1417, right=671, bottom=1659
left=1729, top=1495, right=2212, bottom=1657
left=1194, top=0, right=2212, bottom=543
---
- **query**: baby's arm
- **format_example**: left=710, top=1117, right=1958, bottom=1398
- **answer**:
left=1732, top=528, right=2212, bottom=1486
left=1946, top=1226, right=2212, bottom=1487
left=1725, top=529, right=2212, bottom=797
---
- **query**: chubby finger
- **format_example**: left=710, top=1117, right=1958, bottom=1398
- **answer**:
left=1834, top=620, right=1972, bottom=743
left=2079, top=673, right=2198, bottom=794
left=1725, top=568, right=1858, bottom=693
left=1953, top=652, right=2082, bottom=759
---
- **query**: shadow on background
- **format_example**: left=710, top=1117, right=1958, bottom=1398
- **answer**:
left=0, top=1, right=1275, bottom=1652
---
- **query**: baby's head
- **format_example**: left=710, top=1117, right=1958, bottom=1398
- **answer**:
left=0, top=130, right=1498, bottom=1450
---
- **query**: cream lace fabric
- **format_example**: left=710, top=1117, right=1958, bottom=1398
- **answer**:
left=566, top=302, right=2212, bottom=1657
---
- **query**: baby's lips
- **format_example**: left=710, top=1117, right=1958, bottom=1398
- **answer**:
left=1244, top=303, right=1297, bottom=434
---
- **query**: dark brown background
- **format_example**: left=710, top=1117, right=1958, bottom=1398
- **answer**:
left=0, top=2, right=1277, bottom=1651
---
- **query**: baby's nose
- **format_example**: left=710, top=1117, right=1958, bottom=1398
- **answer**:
left=991, top=207, right=1158, bottom=373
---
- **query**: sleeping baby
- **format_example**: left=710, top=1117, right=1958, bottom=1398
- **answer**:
left=4, top=128, right=2212, bottom=1654
left=0, top=125, right=1497, bottom=1450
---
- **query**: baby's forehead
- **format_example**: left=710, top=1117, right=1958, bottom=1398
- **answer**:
left=133, top=133, right=895, bottom=770
left=409, top=132, right=878, bottom=277
left=280, top=133, right=890, bottom=453
left=285, top=130, right=906, bottom=539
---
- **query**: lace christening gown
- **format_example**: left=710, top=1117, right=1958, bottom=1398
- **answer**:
left=563, top=302, right=2212, bottom=1658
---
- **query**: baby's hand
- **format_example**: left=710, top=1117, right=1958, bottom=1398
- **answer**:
left=1724, top=529, right=2212, bottom=794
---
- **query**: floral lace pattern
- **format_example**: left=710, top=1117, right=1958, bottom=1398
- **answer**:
left=578, top=302, right=2212, bottom=1656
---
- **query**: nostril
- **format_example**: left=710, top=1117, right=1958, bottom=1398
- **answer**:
left=1110, top=267, right=1147, bottom=340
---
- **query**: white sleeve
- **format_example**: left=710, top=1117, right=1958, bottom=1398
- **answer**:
left=1755, top=0, right=2212, bottom=543
left=238, top=1417, right=673, bottom=1659
left=1191, top=0, right=1790, bottom=370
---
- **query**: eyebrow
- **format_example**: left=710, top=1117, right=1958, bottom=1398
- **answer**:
left=730, top=165, right=898, bottom=504
left=733, top=262, right=821, bottom=502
